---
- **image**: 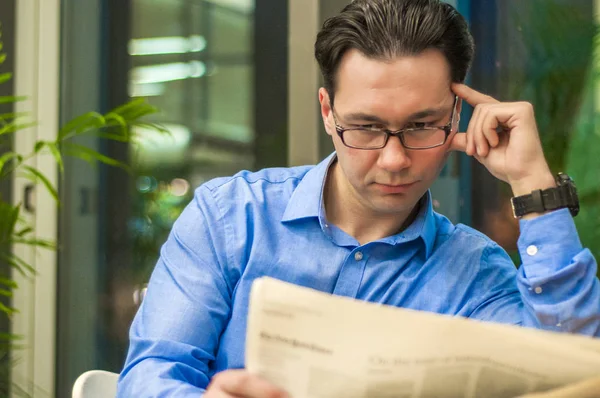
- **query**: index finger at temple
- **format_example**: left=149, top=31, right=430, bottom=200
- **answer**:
left=452, top=83, right=499, bottom=106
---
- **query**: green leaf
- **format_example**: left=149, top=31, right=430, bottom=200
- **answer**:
left=0, top=333, right=22, bottom=342
left=0, top=202, right=19, bottom=244
left=10, top=238, right=55, bottom=250
left=62, top=142, right=131, bottom=172
left=0, top=111, right=30, bottom=122
left=0, top=53, right=6, bottom=64
left=34, top=141, right=64, bottom=174
left=0, top=301, right=16, bottom=316
left=134, top=122, right=170, bottom=135
left=89, top=131, right=131, bottom=142
left=0, top=253, right=36, bottom=278
left=34, top=141, right=44, bottom=153
left=58, top=112, right=105, bottom=140
left=0, top=289, right=12, bottom=298
left=0, top=72, right=11, bottom=84
left=0, top=121, right=37, bottom=135
left=109, top=98, right=148, bottom=117
left=0, top=277, right=17, bottom=289
left=47, top=142, right=64, bottom=174
left=127, top=122, right=172, bottom=144
left=21, top=165, right=58, bottom=201
left=14, top=227, right=33, bottom=237
left=0, top=95, right=27, bottom=104
left=104, top=112, right=128, bottom=137
left=115, top=104, right=158, bottom=121
left=0, top=333, right=25, bottom=352
left=0, top=152, right=23, bottom=175
left=105, top=111, right=128, bottom=127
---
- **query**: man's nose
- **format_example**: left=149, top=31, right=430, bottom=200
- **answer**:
left=377, top=135, right=412, bottom=172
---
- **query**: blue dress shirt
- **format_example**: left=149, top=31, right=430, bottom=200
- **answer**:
left=117, top=153, right=600, bottom=397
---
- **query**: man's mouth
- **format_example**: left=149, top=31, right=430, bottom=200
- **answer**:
left=374, top=181, right=418, bottom=194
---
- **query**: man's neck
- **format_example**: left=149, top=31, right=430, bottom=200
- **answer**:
left=323, top=163, right=420, bottom=245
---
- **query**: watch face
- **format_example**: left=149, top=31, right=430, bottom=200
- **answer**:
left=556, top=172, right=573, bottom=186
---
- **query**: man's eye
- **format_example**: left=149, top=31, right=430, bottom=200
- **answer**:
left=357, top=124, right=383, bottom=130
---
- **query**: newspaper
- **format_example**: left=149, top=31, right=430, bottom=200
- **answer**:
left=245, top=277, right=600, bottom=398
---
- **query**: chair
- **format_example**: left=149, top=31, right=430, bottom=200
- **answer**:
left=72, top=370, right=119, bottom=398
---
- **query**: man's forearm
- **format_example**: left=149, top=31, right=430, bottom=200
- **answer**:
left=117, top=358, right=208, bottom=398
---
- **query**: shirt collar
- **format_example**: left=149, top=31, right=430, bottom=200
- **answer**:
left=281, top=152, right=438, bottom=257
left=390, top=191, right=437, bottom=258
left=281, top=152, right=336, bottom=223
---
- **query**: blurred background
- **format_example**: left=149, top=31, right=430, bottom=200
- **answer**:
left=1, top=0, right=599, bottom=396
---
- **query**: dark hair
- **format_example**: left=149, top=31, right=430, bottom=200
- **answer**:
left=314, top=0, right=474, bottom=103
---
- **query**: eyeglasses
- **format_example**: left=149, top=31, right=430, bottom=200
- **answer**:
left=331, top=96, right=459, bottom=150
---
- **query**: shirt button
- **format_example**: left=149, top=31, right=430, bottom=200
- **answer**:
left=526, top=245, right=538, bottom=256
left=354, top=251, right=363, bottom=261
left=534, top=286, right=543, bottom=294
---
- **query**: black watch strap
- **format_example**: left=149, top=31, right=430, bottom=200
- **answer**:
left=510, top=173, right=579, bottom=218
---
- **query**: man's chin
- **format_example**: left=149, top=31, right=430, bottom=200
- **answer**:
left=367, top=195, right=420, bottom=216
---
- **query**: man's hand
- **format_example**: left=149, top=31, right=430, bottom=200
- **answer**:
left=449, top=83, right=556, bottom=198
left=205, top=369, right=290, bottom=398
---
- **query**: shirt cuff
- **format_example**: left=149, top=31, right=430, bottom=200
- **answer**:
left=517, top=208, right=583, bottom=280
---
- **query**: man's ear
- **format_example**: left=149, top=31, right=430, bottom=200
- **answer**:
left=319, top=88, right=334, bottom=136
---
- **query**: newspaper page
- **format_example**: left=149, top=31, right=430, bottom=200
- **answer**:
left=245, top=277, right=600, bottom=398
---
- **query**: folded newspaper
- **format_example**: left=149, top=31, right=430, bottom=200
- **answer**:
left=245, top=277, right=600, bottom=398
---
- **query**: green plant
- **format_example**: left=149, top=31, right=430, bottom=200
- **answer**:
left=504, top=1, right=600, bottom=275
left=0, top=28, right=165, bottom=397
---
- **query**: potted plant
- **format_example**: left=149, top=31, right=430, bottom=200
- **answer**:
left=0, top=27, right=165, bottom=397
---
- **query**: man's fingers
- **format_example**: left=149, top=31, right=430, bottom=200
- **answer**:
left=450, top=133, right=484, bottom=164
left=211, top=370, right=290, bottom=398
left=450, top=132, right=467, bottom=152
left=451, top=84, right=501, bottom=156
left=465, top=103, right=481, bottom=156
left=481, top=114, right=501, bottom=149
left=473, top=107, right=491, bottom=156
left=452, top=83, right=499, bottom=107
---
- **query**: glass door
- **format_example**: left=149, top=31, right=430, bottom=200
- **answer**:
left=127, top=0, right=257, bottom=290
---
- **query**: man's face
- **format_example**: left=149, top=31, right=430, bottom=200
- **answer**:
left=319, top=48, right=459, bottom=218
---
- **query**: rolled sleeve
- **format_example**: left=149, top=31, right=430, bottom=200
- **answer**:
left=516, top=209, right=600, bottom=335
left=518, top=209, right=583, bottom=279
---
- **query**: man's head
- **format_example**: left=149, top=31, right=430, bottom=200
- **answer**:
left=315, top=0, right=474, bottom=223
left=315, top=0, right=474, bottom=104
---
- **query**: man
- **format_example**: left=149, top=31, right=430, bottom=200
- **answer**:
left=117, top=0, right=600, bottom=396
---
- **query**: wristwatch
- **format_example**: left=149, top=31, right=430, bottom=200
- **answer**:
left=510, top=172, right=579, bottom=218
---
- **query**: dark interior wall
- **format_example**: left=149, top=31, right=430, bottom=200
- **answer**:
left=253, top=0, right=289, bottom=169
